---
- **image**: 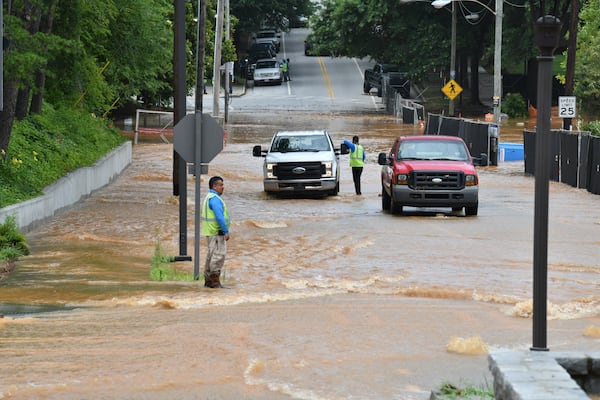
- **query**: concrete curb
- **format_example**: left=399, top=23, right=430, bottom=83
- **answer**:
left=0, top=141, right=132, bottom=232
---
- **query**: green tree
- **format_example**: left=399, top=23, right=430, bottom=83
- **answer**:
left=232, top=0, right=314, bottom=33
left=574, top=0, right=600, bottom=116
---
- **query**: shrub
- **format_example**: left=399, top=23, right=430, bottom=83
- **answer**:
left=501, top=93, right=528, bottom=118
left=0, top=216, right=29, bottom=263
left=582, top=120, right=600, bottom=136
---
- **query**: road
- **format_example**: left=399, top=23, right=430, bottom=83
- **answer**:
left=1, top=28, right=600, bottom=400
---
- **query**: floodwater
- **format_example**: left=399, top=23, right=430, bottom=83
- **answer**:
left=1, top=112, right=600, bottom=399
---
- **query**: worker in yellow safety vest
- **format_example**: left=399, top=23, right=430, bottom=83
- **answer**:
left=343, top=135, right=366, bottom=195
left=201, top=176, right=231, bottom=288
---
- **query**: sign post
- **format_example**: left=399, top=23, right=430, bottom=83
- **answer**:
left=174, top=113, right=224, bottom=280
left=558, top=96, right=576, bottom=130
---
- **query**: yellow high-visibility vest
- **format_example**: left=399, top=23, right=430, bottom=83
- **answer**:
left=350, top=144, right=364, bottom=167
left=201, top=192, right=230, bottom=236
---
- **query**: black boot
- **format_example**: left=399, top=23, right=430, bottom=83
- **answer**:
left=205, top=272, right=223, bottom=288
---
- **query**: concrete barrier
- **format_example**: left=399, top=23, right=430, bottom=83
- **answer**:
left=0, top=141, right=132, bottom=231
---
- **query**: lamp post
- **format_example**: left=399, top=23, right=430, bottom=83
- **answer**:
left=531, top=15, right=561, bottom=352
left=432, top=0, right=502, bottom=132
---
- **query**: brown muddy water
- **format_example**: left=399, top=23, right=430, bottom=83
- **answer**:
left=1, top=113, right=599, bottom=399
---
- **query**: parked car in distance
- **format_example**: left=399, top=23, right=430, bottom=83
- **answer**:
left=378, top=135, right=486, bottom=216
left=253, top=59, right=282, bottom=86
left=249, top=43, right=277, bottom=59
left=256, top=30, right=281, bottom=52
left=253, top=130, right=349, bottom=196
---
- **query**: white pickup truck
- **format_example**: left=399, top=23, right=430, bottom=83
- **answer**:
left=252, top=130, right=349, bottom=196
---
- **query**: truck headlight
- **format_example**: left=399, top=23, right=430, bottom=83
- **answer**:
left=396, top=174, right=408, bottom=184
left=323, top=162, right=333, bottom=177
left=465, top=174, right=478, bottom=186
left=266, top=163, right=275, bottom=179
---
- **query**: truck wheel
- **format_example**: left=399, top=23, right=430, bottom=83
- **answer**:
left=390, top=192, right=402, bottom=214
left=363, top=81, right=371, bottom=94
left=381, top=184, right=391, bottom=211
left=465, top=204, right=478, bottom=216
left=330, top=182, right=340, bottom=196
left=390, top=201, right=403, bottom=215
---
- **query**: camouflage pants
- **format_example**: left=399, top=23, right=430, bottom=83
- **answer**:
left=204, top=235, right=226, bottom=275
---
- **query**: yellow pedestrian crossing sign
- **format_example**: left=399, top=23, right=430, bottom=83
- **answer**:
left=441, top=79, right=462, bottom=100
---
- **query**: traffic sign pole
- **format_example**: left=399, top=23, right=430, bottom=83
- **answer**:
left=558, top=96, right=576, bottom=130
left=193, top=112, right=203, bottom=280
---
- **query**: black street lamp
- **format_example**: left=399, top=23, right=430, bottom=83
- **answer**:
left=531, top=15, right=562, bottom=352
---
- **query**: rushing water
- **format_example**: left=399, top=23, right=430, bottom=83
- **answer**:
left=1, top=112, right=599, bottom=399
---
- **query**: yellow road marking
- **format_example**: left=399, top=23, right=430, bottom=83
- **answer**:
left=317, top=57, right=335, bottom=98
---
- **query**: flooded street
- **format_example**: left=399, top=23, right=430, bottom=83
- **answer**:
left=1, top=112, right=600, bottom=399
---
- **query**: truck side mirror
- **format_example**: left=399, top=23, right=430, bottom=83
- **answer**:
left=252, top=145, right=263, bottom=157
left=340, top=143, right=349, bottom=155
left=378, top=152, right=390, bottom=165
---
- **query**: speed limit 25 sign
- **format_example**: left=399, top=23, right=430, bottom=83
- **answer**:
left=558, top=96, right=576, bottom=118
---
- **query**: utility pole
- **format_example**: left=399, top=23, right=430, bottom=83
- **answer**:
left=224, top=0, right=230, bottom=122
left=173, top=0, right=191, bottom=261
left=212, top=0, right=224, bottom=118
left=193, top=0, right=207, bottom=279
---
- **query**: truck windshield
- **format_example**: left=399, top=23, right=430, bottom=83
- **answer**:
left=271, top=135, right=331, bottom=152
left=397, top=140, right=469, bottom=161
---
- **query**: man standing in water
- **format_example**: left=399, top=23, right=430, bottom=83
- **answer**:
left=201, top=176, right=231, bottom=288
left=343, top=135, right=366, bottom=195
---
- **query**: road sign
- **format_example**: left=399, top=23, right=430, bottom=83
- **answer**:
left=441, top=79, right=462, bottom=100
left=558, top=96, right=576, bottom=118
left=174, top=113, right=224, bottom=164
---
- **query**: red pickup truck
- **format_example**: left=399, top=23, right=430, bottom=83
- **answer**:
left=378, top=135, right=485, bottom=216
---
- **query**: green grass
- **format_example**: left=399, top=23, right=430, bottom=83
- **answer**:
left=434, top=382, right=494, bottom=399
left=0, top=103, right=126, bottom=208
left=149, top=239, right=194, bottom=281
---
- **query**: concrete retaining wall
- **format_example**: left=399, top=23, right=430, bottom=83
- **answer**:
left=488, top=351, right=597, bottom=399
left=0, top=141, right=132, bottom=231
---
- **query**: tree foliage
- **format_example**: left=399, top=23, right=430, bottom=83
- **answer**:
left=231, top=0, right=314, bottom=32
left=574, top=0, right=600, bottom=115
left=1, top=0, right=236, bottom=154
left=309, top=0, right=599, bottom=117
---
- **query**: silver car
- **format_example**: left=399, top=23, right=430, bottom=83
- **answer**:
left=253, top=58, right=282, bottom=86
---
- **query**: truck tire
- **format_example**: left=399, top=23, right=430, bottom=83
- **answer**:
left=390, top=192, right=403, bottom=214
left=391, top=201, right=403, bottom=215
left=329, top=181, right=340, bottom=196
left=465, top=204, right=478, bottom=216
left=381, top=184, right=391, bottom=211
left=363, top=81, right=371, bottom=94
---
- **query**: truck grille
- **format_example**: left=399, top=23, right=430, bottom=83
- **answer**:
left=410, top=171, right=464, bottom=190
left=274, top=162, right=324, bottom=180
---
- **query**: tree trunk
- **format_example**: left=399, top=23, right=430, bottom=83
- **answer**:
left=469, top=54, right=480, bottom=105
left=14, top=1, right=42, bottom=119
left=563, top=0, right=578, bottom=96
left=15, top=87, right=30, bottom=120
left=30, top=0, right=58, bottom=114
left=0, top=83, right=18, bottom=157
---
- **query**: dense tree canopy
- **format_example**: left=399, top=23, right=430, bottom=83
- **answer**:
left=1, top=0, right=313, bottom=154
left=309, top=0, right=598, bottom=115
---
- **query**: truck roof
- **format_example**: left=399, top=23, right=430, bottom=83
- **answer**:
left=275, top=130, right=328, bottom=137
